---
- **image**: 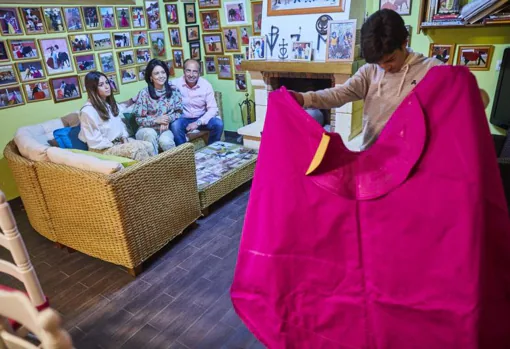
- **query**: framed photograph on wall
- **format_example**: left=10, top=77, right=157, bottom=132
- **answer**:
left=291, top=41, right=312, bottom=61
left=379, top=0, right=411, bottom=16
left=199, top=0, right=221, bottom=9
left=456, top=45, right=494, bottom=71
left=216, top=55, right=233, bottom=80
left=233, top=53, right=244, bottom=72
left=235, top=73, right=247, bottom=91
left=169, top=27, right=182, bottom=47
left=132, top=31, right=148, bottom=47
left=49, top=75, right=81, bottom=103
left=267, top=0, right=344, bottom=16
left=106, top=73, right=119, bottom=94
left=224, top=0, right=248, bottom=25
left=0, top=86, right=25, bottom=109
left=429, top=43, right=455, bottom=65
left=42, top=7, right=65, bottom=33
left=205, top=56, right=217, bottom=74
left=405, top=25, right=412, bottom=48
left=165, top=4, right=179, bottom=25
left=62, top=7, right=84, bottom=32
left=135, top=48, right=151, bottom=64
left=149, top=31, right=166, bottom=58
left=114, top=32, right=132, bottom=48
left=0, top=41, right=10, bottom=62
left=137, top=65, right=146, bottom=80
left=0, top=64, right=19, bottom=87
left=172, top=49, right=184, bottom=69
left=251, top=2, right=262, bottom=35
left=8, top=39, right=39, bottom=61
left=20, top=8, right=46, bottom=34
left=74, top=53, right=96, bottom=73
left=325, top=19, right=356, bottom=62
left=120, top=67, right=137, bottom=84
left=116, top=7, right=131, bottom=28
left=0, top=7, right=24, bottom=35
left=203, top=33, right=224, bottom=55
left=69, top=34, right=92, bottom=53
left=116, top=49, right=135, bottom=67
left=184, top=3, right=197, bottom=24
left=240, top=26, right=251, bottom=46
left=23, top=81, right=51, bottom=103
left=98, top=51, right=116, bottom=73
left=131, top=6, right=146, bottom=28
left=186, top=25, right=200, bottom=42
left=248, top=36, right=266, bottom=60
left=222, top=27, right=241, bottom=52
left=92, top=33, right=113, bottom=51
left=38, top=38, right=74, bottom=76
left=164, top=59, right=175, bottom=76
left=98, top=6, right=116, bottom=29
left=145, top=0, right=161, bottom=30
left=189, top=41, right=201, bottom=60
left=16, top=60, right=46, bottom=82
left=82, top=7, right=100, bottom=31
left=200, top=10, right=221, bottom=31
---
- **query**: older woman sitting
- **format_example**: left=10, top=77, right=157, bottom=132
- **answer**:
left=132, top=59, right=183, bottom=154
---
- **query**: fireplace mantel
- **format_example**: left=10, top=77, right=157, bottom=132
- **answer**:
left=241, top=60, right=364, bottom=75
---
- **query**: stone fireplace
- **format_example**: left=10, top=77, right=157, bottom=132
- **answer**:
left=238, top=60, right=365, bottom=151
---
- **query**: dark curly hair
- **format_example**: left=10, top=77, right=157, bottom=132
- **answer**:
left=361, top=9, right=408, bottom=64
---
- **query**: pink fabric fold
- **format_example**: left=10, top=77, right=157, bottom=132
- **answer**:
left=231, top=65, right=510, bottom=349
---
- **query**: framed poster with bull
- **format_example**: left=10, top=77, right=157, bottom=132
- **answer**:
left=49, top=75, right=82, bottom=103
left=117, top=49, right=135, bottom=67
left=8, top=39, right=40, bottom=61
left=38, top=38, right=74, bottom=76
left=379, top=0, right=411, bottom=16
left=456, top=45, right=494, bottom=71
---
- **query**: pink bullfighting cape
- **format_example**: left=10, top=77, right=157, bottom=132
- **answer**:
left=230, top=66, right=510, bottom=349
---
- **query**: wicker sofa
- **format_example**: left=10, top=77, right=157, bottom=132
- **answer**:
left=3, top=92, right=227, bottom=276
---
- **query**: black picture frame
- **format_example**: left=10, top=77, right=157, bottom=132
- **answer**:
left=184, top=3, right=197, bottom=24
left=186, top=25, right=200, bottom=42
left=189, top=41, right=201, bottom=60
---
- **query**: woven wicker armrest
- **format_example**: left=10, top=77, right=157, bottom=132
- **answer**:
left=34, top=143, right=201, bottom=268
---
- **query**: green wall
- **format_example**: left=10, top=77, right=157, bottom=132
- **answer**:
left=0, top=0, right=253, bottom=200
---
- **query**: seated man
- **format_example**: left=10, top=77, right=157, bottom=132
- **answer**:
left=171, top=59, right=224, bottom=145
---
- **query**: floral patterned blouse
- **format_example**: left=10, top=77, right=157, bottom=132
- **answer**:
left=132, top=86, right=183, bottom=133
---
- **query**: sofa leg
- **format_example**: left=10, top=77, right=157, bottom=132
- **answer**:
left=66, top=246, right=76, bottom=253
left=201, top=207, right=210, bottom=217
left=127, top=265, right=143, bottom=277
left=54, top=242, right=64, bottom=249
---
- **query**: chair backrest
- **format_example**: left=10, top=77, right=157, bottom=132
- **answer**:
left=0, top=290, right=73, bottom=349
left=0, top=191, right=45, bottom=307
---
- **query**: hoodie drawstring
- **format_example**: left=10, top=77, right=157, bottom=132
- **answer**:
left=397, top=64, right=409, bottom=97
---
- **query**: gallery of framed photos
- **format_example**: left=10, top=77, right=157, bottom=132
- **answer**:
left=0, top=0, right=258, bottom=110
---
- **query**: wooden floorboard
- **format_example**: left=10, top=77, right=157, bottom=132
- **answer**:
left=1, top=183, right=262, bottom=348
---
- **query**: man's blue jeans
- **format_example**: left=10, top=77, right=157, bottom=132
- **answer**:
left=171, top=117, right=224, bottom=146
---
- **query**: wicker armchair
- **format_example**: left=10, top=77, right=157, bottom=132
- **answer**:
left=4, top=141, right=201, bottom=276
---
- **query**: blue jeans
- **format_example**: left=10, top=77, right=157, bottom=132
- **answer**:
left=171, top=117, right=224, bottom=146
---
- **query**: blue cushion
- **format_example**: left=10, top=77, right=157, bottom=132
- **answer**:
left=53, top=126, right=88, bottom=150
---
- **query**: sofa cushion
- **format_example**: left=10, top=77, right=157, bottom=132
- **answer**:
left=69, top=149, right=138, bottom=168
left=14, top=118, right=65, bottom=162
left=61, top=111, right=81, bottom=127
left=53, top=126, right=88, bottom=150
left=46, top=147, right=123, bottom=174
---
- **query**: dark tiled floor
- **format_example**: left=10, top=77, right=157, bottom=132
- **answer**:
left=0, top=183, right=264, bottom=348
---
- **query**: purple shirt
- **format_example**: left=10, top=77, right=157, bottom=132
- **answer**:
left=171, top=76, right=218, bottom=125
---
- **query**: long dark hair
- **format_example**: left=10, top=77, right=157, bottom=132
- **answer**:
left=84, top=71, right=119, bottom=121
left=145, top=58, right=173, bottom=100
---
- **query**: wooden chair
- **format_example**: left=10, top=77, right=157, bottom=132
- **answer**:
left=0, top=190, right=48, bottom=328
left=0, top=290, right=72, bottom=349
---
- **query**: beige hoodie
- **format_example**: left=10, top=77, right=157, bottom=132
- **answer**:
left=302, top=49, right=443, bottom=149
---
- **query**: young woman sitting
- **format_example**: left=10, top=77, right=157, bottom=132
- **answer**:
left=78, top=71, right=154, bottom=161
left=132, top=59, right=183, bottom=155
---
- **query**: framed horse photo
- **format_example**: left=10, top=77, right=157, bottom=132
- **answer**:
left=379, top=0, right=412, bottom=16
left=38, top=38, right=74, bottom=76
left=325, top=19, right=356, bottom=62
left=49, top=75, right=82, bottom=103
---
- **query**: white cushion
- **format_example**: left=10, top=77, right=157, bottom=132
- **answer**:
left=14, top=118, right=65, bottom=162
left=46, top=148, right=122, bottom=175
